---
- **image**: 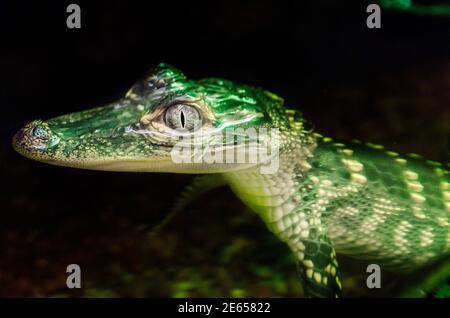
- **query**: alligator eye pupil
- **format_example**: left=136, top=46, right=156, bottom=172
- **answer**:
left=164, top=104, right=201, bottom=131
left=180, top=111, right=185, bottom=128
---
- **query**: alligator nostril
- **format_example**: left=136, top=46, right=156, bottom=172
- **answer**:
left=31, top=126, right=44, bottom=138
left=31, top=126, right=38, bottom=137
left=29, top=121, right=48, bottom=139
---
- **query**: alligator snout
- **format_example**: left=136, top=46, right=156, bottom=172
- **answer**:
left=12, top=120, right=60, bottom=158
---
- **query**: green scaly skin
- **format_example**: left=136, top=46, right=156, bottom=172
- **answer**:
left=13, top=64, right=450, bottom=297
left=377, top=0, right=450, bottom=16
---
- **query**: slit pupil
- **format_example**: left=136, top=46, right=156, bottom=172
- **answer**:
left=180, top=111, right=185, bottom=128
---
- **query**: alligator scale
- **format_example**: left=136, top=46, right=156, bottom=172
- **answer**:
left=13, top=64, right=450, bottom=297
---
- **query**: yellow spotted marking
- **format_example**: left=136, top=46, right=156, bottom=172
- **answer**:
left=323, top=137, right=333, bottom=143
left=314, top=132, right=324, bottom=138
left=435, top=168, right=445, bottom=177
left=306, top=269, right=313, bottom=279
left=332, top=255, right=338, bottom=264
left=313, top=272, right=322, bottom=284
left=441, top=182, right=449, bottom=191
left=408, top=153, right=422, bottom=159
left=342, top=159, right=364, bottom=172
left=443, top=191, right=450, bottom=201
left=412, top=206, right=427, bottom=219
left=321, top=179, right=333, bottom=188
left=414, top=252, right=435, bottom=265
left=395, top=158, right=407, bottom=165
left=300, top=230, right=309, bottom=238
left=436, top=217, right=449, bottom=227
left=351, top=173, right=367, bottom=184
left=336, top=276, right=342, bottom=289
left=309, top=176, right=320, bottom=184
left=303, top=260, right=314, bottom=268
left=404, top=170, right=418, bottom=180
left=125, top=88, right=133, bottom=97
left=330, top=266, right=337, bottom=276
left=426, top=160, right=442, bottom=167
left=323, top=276, right=328, bottom=285
left=407, top=181, right=423, bottom=193
left=420, top=228, right=434, bottom=247
left=366, top=142, right=384, bottom=150
left=394, top=220, right=412, bottom=249
left=342, top=149, right=353, bottom=156
left=386, top=151, right=399, bottom=157
left=336, top=206, right=359, bottom=217
left=411, top=193, right=426, bottom=204
left=299, top=160, right=312, bottom=170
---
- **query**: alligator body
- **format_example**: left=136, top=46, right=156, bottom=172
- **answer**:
left=13, top=64, right=450, bottom=297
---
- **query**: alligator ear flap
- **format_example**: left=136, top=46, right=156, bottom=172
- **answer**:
left=127, top=63, right=187, bottom=98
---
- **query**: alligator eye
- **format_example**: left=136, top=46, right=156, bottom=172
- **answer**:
left=164, top=104, right=201, bottom=131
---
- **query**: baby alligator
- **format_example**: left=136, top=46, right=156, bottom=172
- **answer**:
left=13, top=63, right=450, bottom=297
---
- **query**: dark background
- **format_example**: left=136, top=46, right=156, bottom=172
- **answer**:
left=0, top=0, right=449, bottom=297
